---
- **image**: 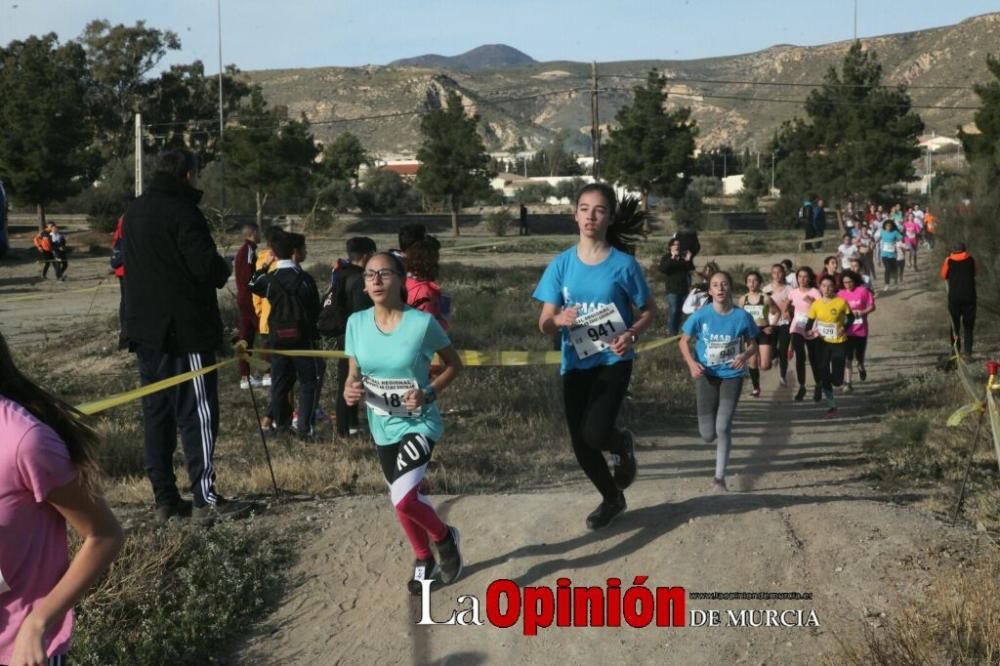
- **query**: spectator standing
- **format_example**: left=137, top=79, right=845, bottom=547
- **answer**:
left=317, top=236, right=376, bottom=438
left=657, top=238, right=695, bottom=336
left=940, top=242, right=977, bottom=361
left=122, top=149, right=248, bottom=523
left=519, top=203, right=529, bottom=236
left=250, top=230, right=322, bottom=438
left=234, top=223, right=261, bottom=390
left=47, top=224, right=68, bottom=281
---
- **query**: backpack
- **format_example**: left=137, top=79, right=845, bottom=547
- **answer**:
left=110, top=235, right=123, bottom=269
left=316, top=268, right=362, bottom=339
left=266, top=273, right=309, bottom=348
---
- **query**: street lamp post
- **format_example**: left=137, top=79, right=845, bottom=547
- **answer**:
left=217, top=0, right=226, bottom=212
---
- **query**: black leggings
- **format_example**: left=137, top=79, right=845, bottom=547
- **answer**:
left=845, top=335, right=867, bottom=366
left=882, top=256, right=898, bottom=285
left=563, top=361, right=632, bottom=500
left=815, top=340, right=847, bottom=390
left=948, top=299, right=976, bottom=356
left=790, top=333, right=820, bottom=387
left=774, top=324, right=791, bottom=377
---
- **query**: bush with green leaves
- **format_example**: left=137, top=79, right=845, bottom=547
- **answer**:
left=71, top=521, right=293, bottom=665
left=485, top=208, right=513, bottom=236
left=671, top=189, right=705, bottom=230
left=688, top=175, right=722, bottom=199
left=516, top=182, right=555, bottom=204
left=767, top=194, right=802, bottom=230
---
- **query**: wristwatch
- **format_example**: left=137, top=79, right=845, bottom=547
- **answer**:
left=422, top=385, right=437, bottom=404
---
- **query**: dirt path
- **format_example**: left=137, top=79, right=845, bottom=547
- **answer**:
left=231, top=267, right=986, bottom=665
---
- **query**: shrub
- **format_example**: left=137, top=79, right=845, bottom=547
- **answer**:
left=672, top=189, right=705, bottom=230
left=485, top=208, right=513, bottom=236
left=71, top=521, right=293, bottom=665
left=768, top=194, right=803, bottom=230
left=688, top=175, right=722, bottom=199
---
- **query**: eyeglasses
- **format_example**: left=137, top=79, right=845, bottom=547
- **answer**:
left=363, top=269, right=402, bottom=282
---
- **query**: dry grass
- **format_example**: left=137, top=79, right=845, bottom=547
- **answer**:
left=835, top=553, right=1000, bottom=666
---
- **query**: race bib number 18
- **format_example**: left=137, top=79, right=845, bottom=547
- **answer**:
left=569, top=303, right=627, bottom=358
left=362, top=376, right=419, bottom=417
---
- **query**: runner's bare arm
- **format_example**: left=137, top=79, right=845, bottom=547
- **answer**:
left=11, top=477, right=123, bottom=666
left=678, top=333, right=704, bottom=379
left=405, top=345, right=463, bottom=410
left=538, top=302, right=578, bottom=335
left=343, top=356, right=364, bottom=406
left=732, top=338, right=758, bottom=370
left=609, top=303, right=655, bottom=356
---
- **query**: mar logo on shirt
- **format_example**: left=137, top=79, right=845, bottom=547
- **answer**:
left=562, top=286, right=608, bottom=315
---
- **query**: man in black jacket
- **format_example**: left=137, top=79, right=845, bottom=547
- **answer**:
left=123, top=149, right=247, bottom=524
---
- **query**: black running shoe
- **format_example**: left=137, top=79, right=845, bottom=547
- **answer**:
left=155, top=499, right=192, bottom=524
left=813, top=386, right=822, bottom=403
left=859, top=367, right=867, bottom=381
left=436, top=526, right=463, bottom=584
left=586, top=492, right=626, bottom=530
left=407, top=557, right=439, bottom=596
left=612, top=430, right=637, bottom=490
left=795, top=387, right=806, bottom=402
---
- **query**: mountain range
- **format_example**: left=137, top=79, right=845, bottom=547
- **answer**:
left=244, top=13, right=1000, bottom=157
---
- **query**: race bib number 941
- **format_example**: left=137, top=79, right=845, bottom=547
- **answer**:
left=362, top=376, right=419, bottom=417
left=569, top=303, right=627, bottom=358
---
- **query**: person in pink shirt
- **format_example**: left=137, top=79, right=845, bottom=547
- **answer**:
left=788, top=266, right=822, bottom=402
left=0, top=332, right=123, bottom=666
left=902, top=216, right=921, bottom=271
left=837, top=271, right=876, bottom=391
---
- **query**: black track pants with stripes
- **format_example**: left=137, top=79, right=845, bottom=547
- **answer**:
left=136, top=348, right=220, bottom=508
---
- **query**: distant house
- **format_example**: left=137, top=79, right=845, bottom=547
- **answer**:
left=377, top=160, right=422, bottom=180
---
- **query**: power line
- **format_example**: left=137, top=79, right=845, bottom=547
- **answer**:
left=598, top=86, right=982, bottom=110
left=604, top=73, right=976, bottom=91
left=143, top=87, right=592, bottom=132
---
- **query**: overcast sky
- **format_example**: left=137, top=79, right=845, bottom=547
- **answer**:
left=1, top=1, right=997, bottom=72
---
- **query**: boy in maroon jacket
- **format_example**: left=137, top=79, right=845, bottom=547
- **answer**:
left=234, top=223, right=260, bottom=388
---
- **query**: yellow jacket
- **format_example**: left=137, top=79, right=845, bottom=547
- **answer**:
left=252, top=249, right=276, bottom=334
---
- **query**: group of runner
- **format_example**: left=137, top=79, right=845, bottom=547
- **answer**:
left=836, top=201, right=936, bottom=291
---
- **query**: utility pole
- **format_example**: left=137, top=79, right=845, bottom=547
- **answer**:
left=591, top=61, right=600, bottom=180
left=770, top=152, right=775, bottom=196
left=217, top=0, right=226, bottom=211
left=853, top=0, right=858, bottom=40
left=134, top=113, right=143, bottom=197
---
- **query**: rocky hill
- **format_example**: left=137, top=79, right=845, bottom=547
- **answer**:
left=389, top=44, right=537, bottom=70
left=244, top=13, right=1000, bottom=156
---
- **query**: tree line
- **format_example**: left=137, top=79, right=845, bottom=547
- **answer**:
left=0, top=22, right=991, bottom=236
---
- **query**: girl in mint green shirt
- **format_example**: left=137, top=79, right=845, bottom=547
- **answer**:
left=343, top=253, right=465, bottom=595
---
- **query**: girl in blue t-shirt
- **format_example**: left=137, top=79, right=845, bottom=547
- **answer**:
left=343, top=252, right=465, bottom=595
left=679, top=271, right=759, bottom=493
left=532, top=183, right=655, bottom=530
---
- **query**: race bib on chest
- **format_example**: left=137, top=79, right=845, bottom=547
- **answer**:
left=817, top=321, right=838, bottom=339
left=362, top=376, right=420, bottom=417
left=569, top=303, right=627, bottom=358
left=881, top=241, right=895, bottom=253
left=744, top=304, right=765, bottom=322
left=706, top=339, right=740, bottom=366
left=793, top=313, right=810, bottom=327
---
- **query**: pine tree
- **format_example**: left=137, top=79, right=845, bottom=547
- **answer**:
left=602, top=70, right=698, bottom=210
left=225, top=89, right=318, bottom=227
left=0, top=34, right=96, bottom=229
left=415, top=90, right=493, bottom=236
left=772, top=42, right=924, bottom=199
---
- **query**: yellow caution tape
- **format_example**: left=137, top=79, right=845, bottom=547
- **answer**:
left=987, top=387, right=1000, bottom=473
left=0, top=284, right=110, bottom=304
left=248, top=335, right=680, bottom=367
left=73, top=335, right=681, bottom=415
left=947, top=400, right=984, bottom=427
left=76, top=358, right=236, bottom=415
